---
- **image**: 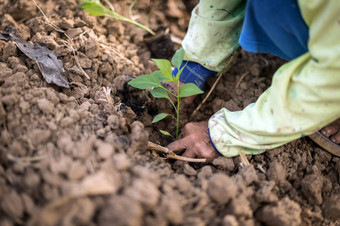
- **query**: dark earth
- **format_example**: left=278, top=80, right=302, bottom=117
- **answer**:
left=0, top=0, right=339, bottom=225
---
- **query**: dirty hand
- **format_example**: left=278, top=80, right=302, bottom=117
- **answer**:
left=167, top=121, right=219, bottom=161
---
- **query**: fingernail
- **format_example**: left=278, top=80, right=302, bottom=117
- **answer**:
left=321, top=130, right=327, bottom=135
left=331, top=138, right=336, bottom=143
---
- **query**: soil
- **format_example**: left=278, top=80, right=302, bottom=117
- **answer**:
left=0, top=0, right=339, bottom=226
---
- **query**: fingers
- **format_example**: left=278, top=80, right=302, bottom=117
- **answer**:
left=167, top=136, right=192, bottom=153
left=182, top=149, right=196, bottom=158
left=321, top=124, right=338, bottom=137
left=330, top=131, right=340, bottom=144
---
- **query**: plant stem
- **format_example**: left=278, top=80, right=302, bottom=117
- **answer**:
left=175, top=79, right=181, bottom=139
left=106, top=9, right=155, bottom=35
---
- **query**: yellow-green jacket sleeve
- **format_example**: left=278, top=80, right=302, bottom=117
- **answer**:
left=209, top=0, right=340, bottom=157
left=182, top=0, right=246, bottom=72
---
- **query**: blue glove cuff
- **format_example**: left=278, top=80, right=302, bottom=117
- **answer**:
left=172, top=61, right=217, bottom=89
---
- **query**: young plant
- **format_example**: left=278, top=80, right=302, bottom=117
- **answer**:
left=128, top=48, right=203, bottom=139
left=79, top=0, right=155, bottom=35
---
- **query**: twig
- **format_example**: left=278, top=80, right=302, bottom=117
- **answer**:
left=103, top=0, right=115, bottom=11
left=129, top=0, right=139, bottom=19
left=257, top=164, right=266, bottom=174
left=239, top=151, right=250, bottom=167
left=7, top=154, right=46, bottom=163
left=170, top=35, right=183, bottom=46
left=147, top=142, right=206, bottom=163
left=235, top=72, right=249, bottom=89
left=190, top=48, right=241, bottom=119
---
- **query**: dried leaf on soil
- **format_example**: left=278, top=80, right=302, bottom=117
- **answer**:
left=0, top=26, right=69, bottom=88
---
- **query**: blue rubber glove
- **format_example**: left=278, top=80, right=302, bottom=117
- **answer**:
left=172, top=61, right=217, bottom=90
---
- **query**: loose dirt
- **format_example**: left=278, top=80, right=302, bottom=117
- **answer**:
left=0, top=0, right=339, bottom=225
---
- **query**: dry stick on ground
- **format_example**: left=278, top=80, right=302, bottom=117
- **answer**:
left=235, top=71, right=249, bottom=89
left=239, top=151, right=250, bottom=167
left=190, top=47, right=241, bottom=120
left=147, top=141, right=207, bottom=163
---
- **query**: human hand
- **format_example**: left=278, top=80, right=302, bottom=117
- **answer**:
left=167, top=121, right=219, bottom=161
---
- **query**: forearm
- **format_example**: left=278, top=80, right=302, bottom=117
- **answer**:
left=209, top=52, right=340, bottom=157
left=208, top=0, right=340, bottom=157
left=182, top=0, right=246, bottom=72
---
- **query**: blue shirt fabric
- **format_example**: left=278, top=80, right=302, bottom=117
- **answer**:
left=239, top=0, right=309, bottom=60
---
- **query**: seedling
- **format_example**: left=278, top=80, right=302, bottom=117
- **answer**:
left=79, top=0, right=155, bottom=35
left=128, top=48, right=203, bottom=139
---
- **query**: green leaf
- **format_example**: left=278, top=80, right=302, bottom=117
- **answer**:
left=127, top=71, right=163, bottom=89
left=152, top=59, right=173, bottom=80
left=159, top=129, right=174, bottom=138
left=149, top=87, right=170, bottom=100
left=153, top=70, right=167, bottom=81
left=152, top=113, right=171, bottom=123
left=175, top=61, right=188, bottom=80
left=179, top=83, right=204, bottom=97
left=80, top=2, right=107, bottom=16
left=171, top=48, right=185, bottom=69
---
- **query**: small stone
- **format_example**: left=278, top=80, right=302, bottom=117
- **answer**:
left=96, top=141, right=113, bottom=159
left=78, top=55, right=92, bottom=69
left=267, top=161, right=286, bottom=184
left=45, top=89, right=60, bottom=104
left=250, top=64, right=261, bottom=76
left=125, top=179, right=160, bottom=209
left=255, top=181, right=278, bottom=203
left=239, top=165, right=258, bottom=185
left=50, top=155, right=72, bottom=174
left=1, top=190, right=24, bottom=218
left=37, top=98, right=54, bottom=114
left=2, top=94, right=19, bottom=105
left=174, top=174, right=192, bottom=192
left=19, top=101, right=30, bottom=114
left=113, top=153, right=131, bottom=171
left=58, top=93, right=69, bottom=102
left=256, top=197, right=301, bottom=226
left=68, top=161, right=87, bottom=180
left=323, top=194, right=340, bottom=221
left=212, top=157, right=235, bottom=171
left=66, top=28, right=83, bottom=39
left=98, top=195, right=143, bottom=226
left=160, top=199, right=184, bottom=225
left=59, top=18, right=74, bottom=29
left=207, top=173, right=237, bottom=205
left=222, top=215, right=238, bottom=226
left=73, top=140, right=93, bottom=159
left=60, top=117, right=74, bottom=127
left=23, top=170, right=40, bottom=190
left=197, top=166, right=213, bottom=179
left=85, top=38, right=99, bottom=58
left=28, top=129, right=51, bottom=146
left=227, top=195, right=253, bottom=217
left=183, top=163, right=197, bottom=176
left=21, top=193, right=36, bottom=216
left=107, top=115, right=120, bottom=129
left=301, top=174, right=323, bottom=205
